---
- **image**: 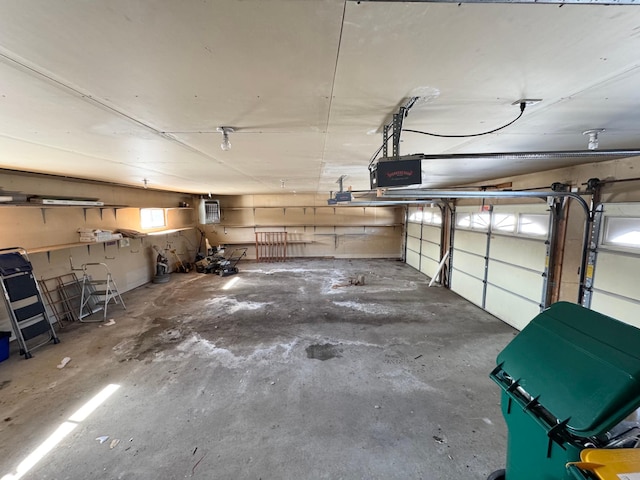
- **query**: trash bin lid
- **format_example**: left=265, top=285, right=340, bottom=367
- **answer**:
left=497, top=302, right=640, bottom=437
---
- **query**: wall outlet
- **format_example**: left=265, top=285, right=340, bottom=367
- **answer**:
left=119, top=238, right=130, bottom=248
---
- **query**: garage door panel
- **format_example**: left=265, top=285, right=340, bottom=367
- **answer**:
left=451, top=271, right=484, bottom=307
left=406, top=249, right=420, bottom=270
left=485, top=285, right=541, bottom=331
left=592, top=251, right=640, bottom=301
left=421, top=241, right=440, bottom=261
left=420, top=256, right=439, bottom=278
left=453, top=250, right=485, bottom=278
left=406, top=235, right=421, bottom=253
left=487, top=261, right=543, bottom=302
left=490, top=235, right=547, bottom=271
left=591, top=292, right=640, bottom=330
left=421, top=225, right=440, bottom=243
left=454, top=230, right=487, bottom=256
left=407, top=222, right=421, bottom=237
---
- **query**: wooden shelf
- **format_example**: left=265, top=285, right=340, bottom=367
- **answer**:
left=145, top=227, right=195, bottom=236
left=28, top=239, right=123, bottom=254
left=0, top=203, right=127, bottom=209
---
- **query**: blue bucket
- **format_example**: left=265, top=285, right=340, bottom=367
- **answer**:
left=0, top=331, right=11, bottom=362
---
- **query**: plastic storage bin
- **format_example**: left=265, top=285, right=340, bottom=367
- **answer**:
left=0, top=331, right=11, bottom=362
left=488, top=302, right=640, bottom=480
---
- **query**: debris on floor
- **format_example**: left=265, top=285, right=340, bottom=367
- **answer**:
left=332, top=274, right=366, bottom=288
left=96, top=436, right=109, bottom=444
left=56, top=357, right=71, bottom=369
left=109, top=439, right=120, bottom=449
left=104, top=319, right=116, bottom=326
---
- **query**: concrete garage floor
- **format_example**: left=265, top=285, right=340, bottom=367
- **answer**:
left=0, top=259, right=516, bottom=480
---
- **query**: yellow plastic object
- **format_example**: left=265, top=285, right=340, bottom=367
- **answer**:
left=568, top=448, right=640, bottom=479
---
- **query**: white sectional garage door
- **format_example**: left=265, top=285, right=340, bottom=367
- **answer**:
left=405, top=206, right=442, bottom=280
left=451, top=204, right=550, bottom=330
left=585, top=203, right=640, bottom=329
left=450, top=213, right=487, bottom=308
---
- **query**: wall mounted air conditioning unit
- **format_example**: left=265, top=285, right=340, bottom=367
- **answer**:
left=198, top=199, right=221, bottom=224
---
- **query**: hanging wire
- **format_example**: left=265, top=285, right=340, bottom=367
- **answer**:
left=401, top=102, right=526, bottom=138
left=368, top=102, right=527, bottom=169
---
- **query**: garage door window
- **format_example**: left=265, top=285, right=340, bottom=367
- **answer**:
left=456, top=212, right=489, bottom=230
left=518, top=214, right=548, bottom=237
left=603, top=217, right=640, bottom=248
left=408, top=210, right=422, bottom=222
left=423, top=210, right=442, bottom=225
left=492, top=213, right=516, bottom=233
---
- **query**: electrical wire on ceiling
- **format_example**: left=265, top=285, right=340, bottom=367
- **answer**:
left=402, top=101, right=527, bottom=138
left=368, top=101, right=528, bottom=169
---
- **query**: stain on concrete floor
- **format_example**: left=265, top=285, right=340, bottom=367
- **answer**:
left=0, top=258, right=516, bottom=480
left=305, top=343, right=343, bottom=361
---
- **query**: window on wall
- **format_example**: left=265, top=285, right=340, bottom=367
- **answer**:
left=603, top=217, right=640, bottom=248
left=140, top=208, right=166, bottom=229
left=518, top=214, right=548, bottom=236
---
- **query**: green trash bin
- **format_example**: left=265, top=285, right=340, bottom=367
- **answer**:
left=488, top=301, right=640, bottom=480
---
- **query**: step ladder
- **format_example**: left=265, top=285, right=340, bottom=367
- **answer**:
left=0, top=247, right=60, bottom=358
left=79, top=263, right=126, bottom=322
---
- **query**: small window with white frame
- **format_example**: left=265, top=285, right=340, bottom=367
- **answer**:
left=492, top=213, right=516, bottom=233
left=408, top=209, right=423, bottom=222
left=518, top=213, right=548, bottom=237
left=423, top=210, right=442, bottom=225
left=140, top=208, right=166, bottom=229
left=456, top=211, right=489, bottom=231
left=603, top=216, right=640, bottom=248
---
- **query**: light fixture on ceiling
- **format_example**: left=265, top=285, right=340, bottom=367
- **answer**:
left=217, top=127, right=234, bottom=151
left=583, top=129, right=605, bottom=150
left=511, top=98, right=543, bottom=107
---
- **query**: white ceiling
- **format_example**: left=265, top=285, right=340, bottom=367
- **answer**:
left=1, top=1, right=640, bottom=195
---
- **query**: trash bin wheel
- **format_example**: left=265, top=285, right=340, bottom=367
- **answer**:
left=487, top=469, right=505, bottom=480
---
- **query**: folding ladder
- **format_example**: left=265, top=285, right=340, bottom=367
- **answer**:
left=79, top=263, right=126, bottom=322
left=0, top=247, right=60, bottom=359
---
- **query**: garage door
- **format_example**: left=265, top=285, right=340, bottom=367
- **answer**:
left=583, top=203, right=640, bottom=329
left=405, top=206, right=443, bottom=280
left=451, top=204, right=550, bottom=330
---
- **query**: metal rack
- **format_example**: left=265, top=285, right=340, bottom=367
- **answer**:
left=39, top=272, right=86, bottom=327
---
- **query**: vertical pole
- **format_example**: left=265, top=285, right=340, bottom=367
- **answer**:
left=481, top=206, right=493, bottom=310
left=582, top=204, right=604, bottom=309
left=382, top=125, right=389, bottom=158
left=392, top=110, right=405, bottom=159
left=448, top=204, right=456, bottom=288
